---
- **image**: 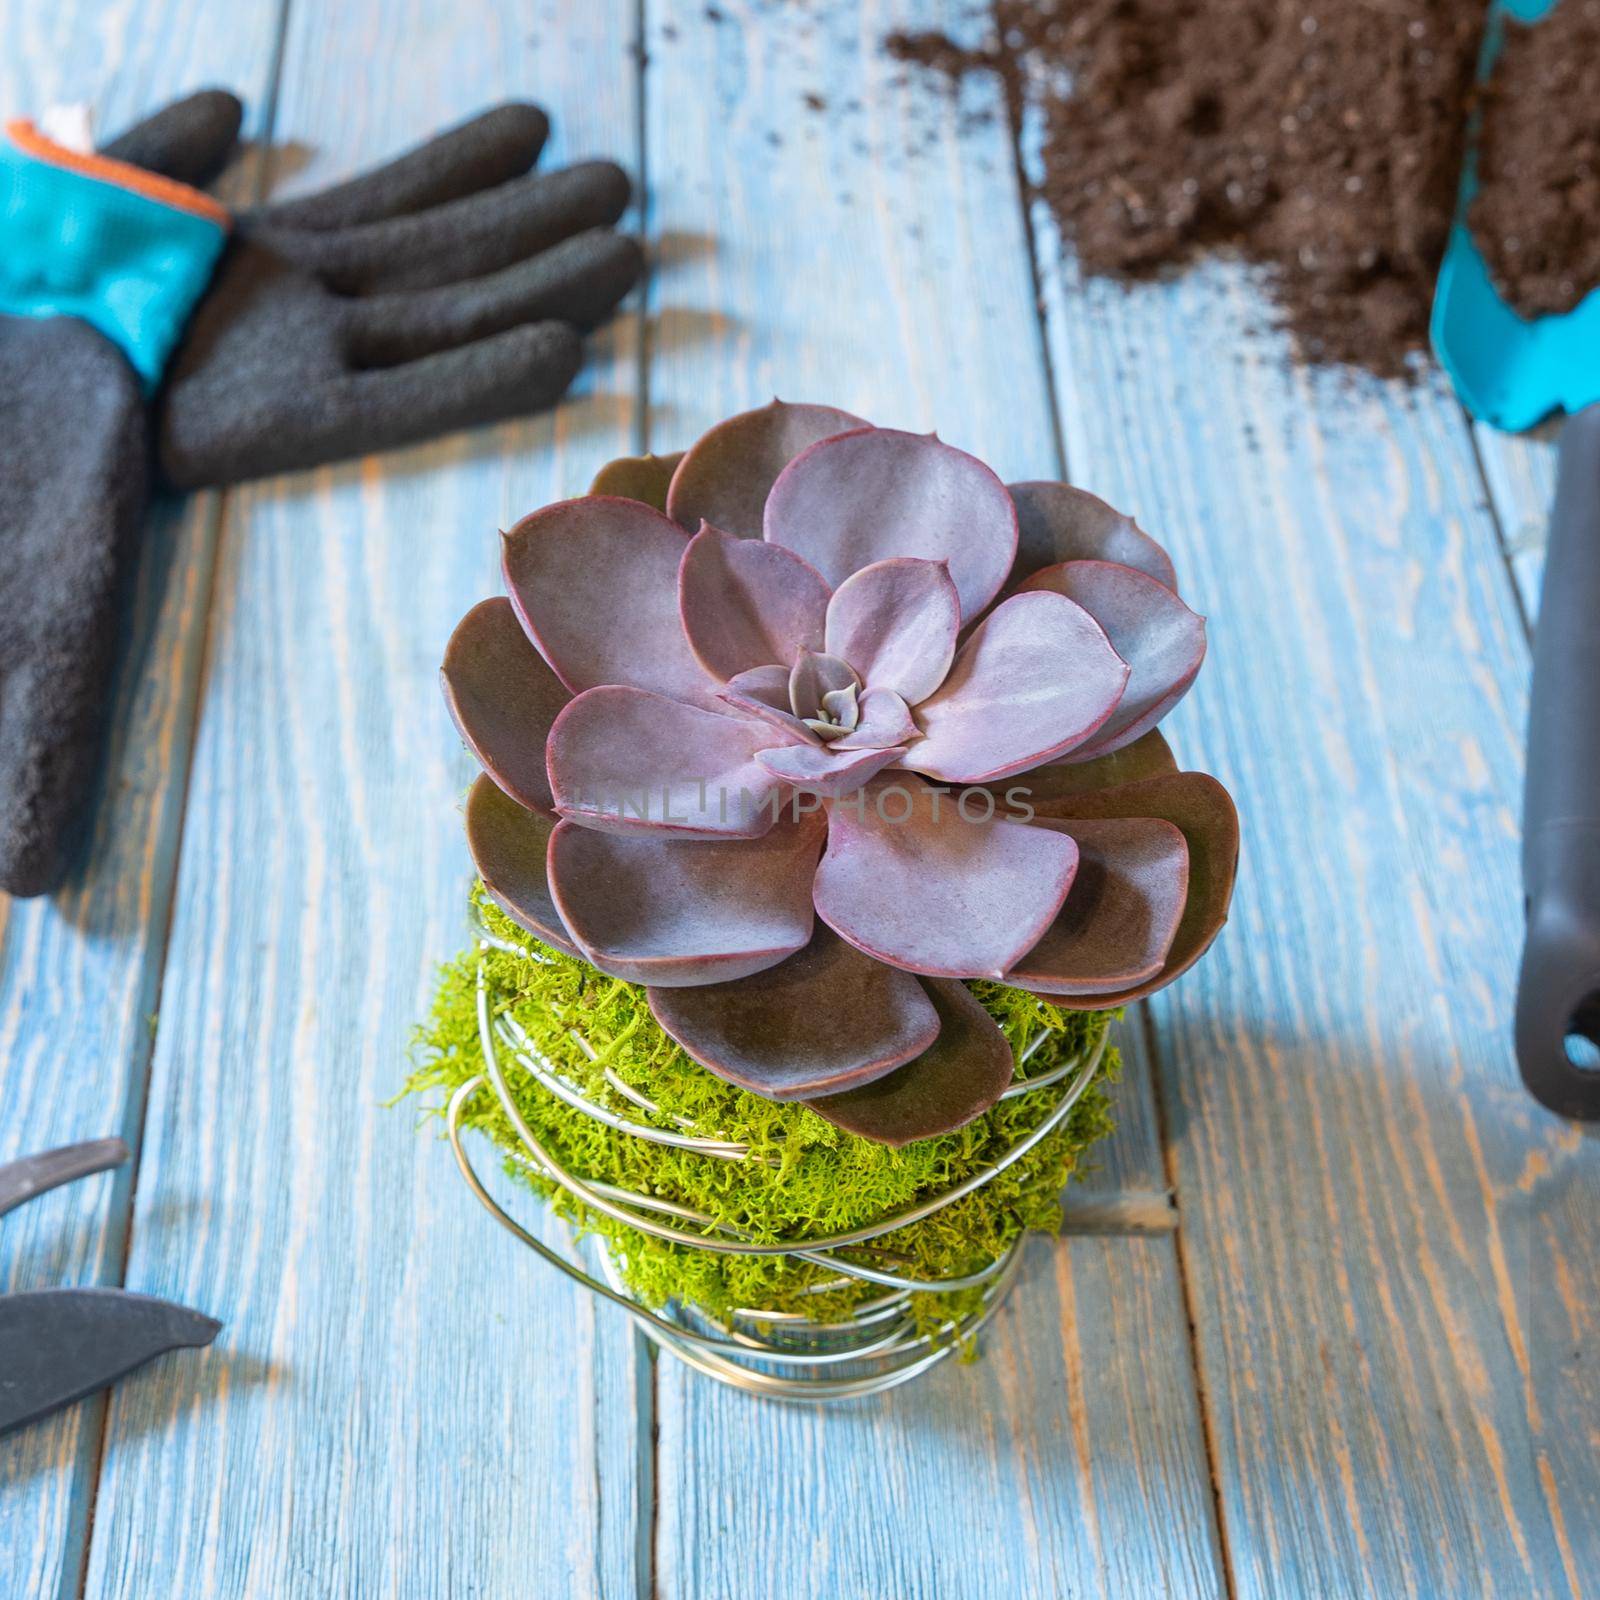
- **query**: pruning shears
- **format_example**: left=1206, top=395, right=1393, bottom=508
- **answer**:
left=0, top=1139, right=220, bottom=1437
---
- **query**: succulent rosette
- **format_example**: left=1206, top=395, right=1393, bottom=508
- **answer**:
left=442, top=402, right=1239, bottom=1148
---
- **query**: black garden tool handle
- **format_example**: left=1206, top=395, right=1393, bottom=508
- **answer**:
left=1518, top=403, right=1600, bottom=1119
left=0, top=1138, right=128, bottom=1220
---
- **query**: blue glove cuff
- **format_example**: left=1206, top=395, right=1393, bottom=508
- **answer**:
left=0, top=119, right=229, bottom=393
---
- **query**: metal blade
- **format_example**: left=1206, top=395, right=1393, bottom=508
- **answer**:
left=0, top=1139, right=129, bottom=1220
left=0, top=1288, right=221, bottom=1437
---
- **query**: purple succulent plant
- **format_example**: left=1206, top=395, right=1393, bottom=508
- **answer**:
left=442, top=402, right=1239, bottom=1147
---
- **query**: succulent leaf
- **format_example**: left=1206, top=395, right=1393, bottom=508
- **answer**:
left=806, top=976, right=1015, bottom=1146
left=1005, top=816, right=1190, bottom=993
left=817, top=683, right=861, bottom=730
left=502, top=496, right=719, bottom=709
left=546, top=811, right=823, bottom=986
left=832, top=687, right=919, bottom=751
left=1008, top=479, right=1178, bottom=592
left=906, top=591, right=1130, bottom=783
left=588, top=450, right=685, bottom=510
left=547, top=685, right=790, bottom=839
left=993, top=728, right=1177, bottom=805
left=1022, top=560, right=1206, bottom=761
left=648, top=924, right=942, bottom=1098
left=666, top=399, right=868, bottom=538
left=720, top=663, right=790, bottom=709
left=1026, top=772, right=1240, bottom=1007
left=755, top=741, right=905, bottom=797
left=678, top=523, right=831, bottom=683
left=822, top=556, right=961, bottom=705
left=440, top=597, right=570, bottom=815
left=718, top=664, right=818, bottom=741
left=787, top=649, right=858, bottom=723
left=813, top=778, right=1081, bottom=979
left=464, top=775, right=578, bottom=955
left=764, top=429, right=1018, bottom=625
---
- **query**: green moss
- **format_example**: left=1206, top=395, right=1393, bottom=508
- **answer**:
left=403, top=887, right=1119, bottom=1337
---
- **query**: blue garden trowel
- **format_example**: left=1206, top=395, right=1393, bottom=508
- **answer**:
left=1432, top=0, right=1600, bottom=1119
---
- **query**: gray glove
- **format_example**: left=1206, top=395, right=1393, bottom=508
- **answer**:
left=2, top=94, right=640, bottom=898
left=159, top=104, right=642, bottom=486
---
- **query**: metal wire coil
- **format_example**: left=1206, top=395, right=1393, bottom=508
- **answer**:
left=446, top=928, right=1109, bottom=1402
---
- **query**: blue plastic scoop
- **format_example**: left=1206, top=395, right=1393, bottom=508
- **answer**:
left=1431, top=0, right=1600, bottom=1120
left=1431, top=0, right=1600, bottom=429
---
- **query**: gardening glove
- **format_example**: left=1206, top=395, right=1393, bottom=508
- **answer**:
left=0, top=91, right=242, bottom=898
left=158, top=103, right=643, bottom=486
left=2, top=98, right=641, bottom=897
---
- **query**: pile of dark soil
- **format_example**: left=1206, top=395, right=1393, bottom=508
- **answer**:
left=1469, top=0, right=1600, bottom=318
left=891, top=0, right=1487, bottom=377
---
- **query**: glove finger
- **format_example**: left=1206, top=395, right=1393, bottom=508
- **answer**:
left=162, top=322, right=584, bottom=484
left=267, top=161, right=630, bottom=293
left=255, top=103, right=548, bottom=231
left=98, top=88, right=243, bottom=187
left=343, top=230, right=643, bottom=366
left=333, top=322, right=585, bottom=454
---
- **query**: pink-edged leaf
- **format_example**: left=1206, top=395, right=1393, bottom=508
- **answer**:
left=1022, top=561, right=1205, bottom=760
left=588, top=450, right=685, bottom=511
left=546, top=810, right=824, bottom=987
left=764, top=429, right=1017, bottom=624
left=502, top=496, right=718, bottom=710
left=833, top=687, right=918, bottom=751
left=904, top=591, right=1130, bottom=784
left=807, top=977, right=1015, bottom=1146
left=1026, top=772, right=1240, bottom=1008
left=648, top=924, right=941, bottom=1099
left=441, top=597, right=569, bottom=815
left=1006, top=816, right=1189, bottom=993
left=463, top=774, right=578, bottom=955
left=990, top=730, right=1177, bottom=810
left=721, top=664, right=790, bottom=711
left=756, top=742, right=906, bottom=798
left=1007, top=480, right=1178, bottom=592
left=678, top=524, right=832, bottom=683
left=665, top=400, right=869, bottom=537
left=813, top=778, right=1080, bottom=979
left=818, top=683, right=859, bottom=731
left=547, top=686, right=789, bottom=839
left=823, top=557, right=960, bottom=705
left=718, top=664, right=817, bottom=741
left=788, top=649, right=857, bottom=721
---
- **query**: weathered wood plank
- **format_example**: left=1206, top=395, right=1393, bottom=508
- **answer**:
left=1024, top=99, right=1600, bottom=1594
left=0, top=7, right=287, bottom=1598
left=657, top=1235, right=1224, bottom=1600
left=645, top=5, right=1220, bottom=1594
left=1473, top=424, right=1557, bottom=624
left=77, top=4, right=648, bottom=1597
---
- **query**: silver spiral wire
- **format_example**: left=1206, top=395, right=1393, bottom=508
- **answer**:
left=445, top=931, right=1109, bottom=1401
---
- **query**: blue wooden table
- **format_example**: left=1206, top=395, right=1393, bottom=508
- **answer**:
left=2, top=2, right=1595, bottom=1595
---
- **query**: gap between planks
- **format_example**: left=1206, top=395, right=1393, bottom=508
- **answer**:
left=70, top=7, right=299, bottom=1599
left=632, top=7, right=660, bottom=1600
